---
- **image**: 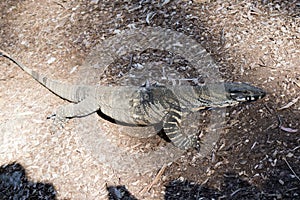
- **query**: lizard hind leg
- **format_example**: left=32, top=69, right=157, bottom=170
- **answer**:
left=163, top=111, right=195, bottom=150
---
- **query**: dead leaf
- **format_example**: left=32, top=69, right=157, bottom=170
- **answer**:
left=279, top=126, right=298, bottom=133
left=278, top=96, right=299, bottom=110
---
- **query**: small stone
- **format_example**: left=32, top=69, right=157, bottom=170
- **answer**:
left=279, top=179, right=284, bottom=185
left=47, top=57, right=56, bottom=64
left=90, top=0, right=99, bottom=4
left=286, top=152, right=294, bottom=158
left=240, top=160, right=247, bottom=165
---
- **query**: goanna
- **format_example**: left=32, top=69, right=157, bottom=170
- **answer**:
left=0, top=50, right=266, bottom=150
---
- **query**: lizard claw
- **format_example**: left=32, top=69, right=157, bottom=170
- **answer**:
left=191, top=135, right=201, bottom=152
left=47, top=113, right=56, bottom=120
left=47, top=113, right=68, bottom=133
left=141, top=80, right=162, bottom=88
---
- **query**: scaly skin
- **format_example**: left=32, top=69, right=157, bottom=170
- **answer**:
left=0, top=49, right=266, bottom=149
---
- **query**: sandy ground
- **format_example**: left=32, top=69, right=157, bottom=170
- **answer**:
left=0, top=0, right=299, bottom=199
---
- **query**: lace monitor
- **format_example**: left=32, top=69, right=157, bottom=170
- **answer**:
left=0, top=49, right=266, bottom=150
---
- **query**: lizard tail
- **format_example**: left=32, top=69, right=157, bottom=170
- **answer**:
left=0, top=49, right=83, bottom=102
left=0, top=49, right=48, bottom=83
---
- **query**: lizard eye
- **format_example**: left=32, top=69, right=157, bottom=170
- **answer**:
left=143, top=93, right=150, bottom=100
left=140, top=88, right=153, bottom=105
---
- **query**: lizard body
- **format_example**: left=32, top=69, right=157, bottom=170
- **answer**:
left=0, top=49, right=265, bottom=149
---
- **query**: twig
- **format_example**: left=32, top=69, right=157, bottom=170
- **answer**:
left=264, top=103, right=273, bottom=115
left=264, top=103, right=282, bottom=127
left=128, top=54, right=133, bottom=68
left=283, top=157, right=300, bottom=182
left=140, top=164, right=167, bottom=194
left=294, top=80, right=300, bottom=88
left=278, top=96, right=299, bottom=110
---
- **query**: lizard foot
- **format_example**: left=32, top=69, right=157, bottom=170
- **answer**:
left=47, top=114, right=68, bottom=133
left=192, top=136, right=201, bottom=152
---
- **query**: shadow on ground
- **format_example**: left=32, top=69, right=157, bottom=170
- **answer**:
left=108, top=170, right=300, bottom=200
left=0, top=162, right=57, bottom=200
left=1, top=161, right=299, bottom=199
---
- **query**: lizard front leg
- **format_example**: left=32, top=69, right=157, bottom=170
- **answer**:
left=50, top=97, right=100, bottom=127
left=163, top=111, right=196, bottom=150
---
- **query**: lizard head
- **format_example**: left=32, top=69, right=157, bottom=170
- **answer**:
left=224, top=82, right=266, bottom=102
left=191, top=82, right=266, bottom=110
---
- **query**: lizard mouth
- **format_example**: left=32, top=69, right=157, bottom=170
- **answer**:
left=225, top=82, right=266, bottom=102
left=229, top=90, right=266, bottom=102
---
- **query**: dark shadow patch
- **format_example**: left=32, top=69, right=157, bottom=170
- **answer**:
left=164, top=179, right=221, bottom=200
left=164, top=171, right=300, bottom=200
left=0, top=162, right=57, bottom=200
left=107, top=185, right=137, bottom=200
left=106, top=170, right=299, bottom=199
